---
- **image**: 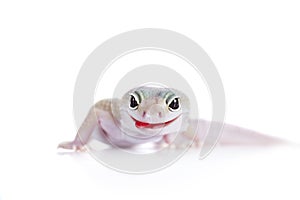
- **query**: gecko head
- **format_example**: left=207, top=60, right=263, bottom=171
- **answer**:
left=118, top=86, right=190, bottom=138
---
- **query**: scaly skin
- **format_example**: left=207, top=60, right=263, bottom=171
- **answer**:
left=58, top=86, right=284, bottom=151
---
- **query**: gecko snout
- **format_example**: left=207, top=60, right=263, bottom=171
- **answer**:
left=142, top=104, right=165, bottom=119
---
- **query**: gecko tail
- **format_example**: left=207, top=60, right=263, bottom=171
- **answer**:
left=187, top=119, right=289, bottom=146
left=218, top=122, right=286, bottom=146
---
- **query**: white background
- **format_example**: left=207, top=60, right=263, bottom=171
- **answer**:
left=0, top=1, right=300, bottom=200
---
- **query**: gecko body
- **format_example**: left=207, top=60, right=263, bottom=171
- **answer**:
left=58, top=86, right=284, bottom=151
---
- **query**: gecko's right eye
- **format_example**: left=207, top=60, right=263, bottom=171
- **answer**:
left=129, top=95, right=139, bottom=110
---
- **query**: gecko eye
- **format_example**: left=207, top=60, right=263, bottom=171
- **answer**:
left=129, top=95, right=139, bottom=110
left=168, top=97, right=180, bottom=111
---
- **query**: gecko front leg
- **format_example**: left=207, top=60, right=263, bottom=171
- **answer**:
left=58, top=100, right=112, bottom=151
left=58, top=107, right=100, bottom=151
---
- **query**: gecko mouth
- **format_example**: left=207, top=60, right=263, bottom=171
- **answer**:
left=130, top=115, right=181, bottom=129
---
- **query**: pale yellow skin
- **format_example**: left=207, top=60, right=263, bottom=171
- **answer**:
left=58, top=87, right=284, bottom=151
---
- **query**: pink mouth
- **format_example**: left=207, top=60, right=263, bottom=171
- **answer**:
left=130, top=115, right=180, bottom=129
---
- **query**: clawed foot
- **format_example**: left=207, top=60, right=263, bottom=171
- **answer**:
left=162, top=134, right=200, bottom=149
left=57, top=141, right=86, bottom=152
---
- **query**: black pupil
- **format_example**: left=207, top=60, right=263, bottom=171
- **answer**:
left=130, top=95, right=138, bottom=108
left=169, top=98, right=179, bottom=110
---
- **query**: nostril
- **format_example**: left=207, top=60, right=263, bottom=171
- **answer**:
left=158, top=112, right=162, bottom=118
left=142, top=111, right=146, bottom=118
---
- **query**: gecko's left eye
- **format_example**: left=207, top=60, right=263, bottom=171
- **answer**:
left=168, top=97, right=180, bottom=111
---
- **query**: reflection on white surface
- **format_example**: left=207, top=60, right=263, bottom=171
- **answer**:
left=2, top=145, right=300, bottom=200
